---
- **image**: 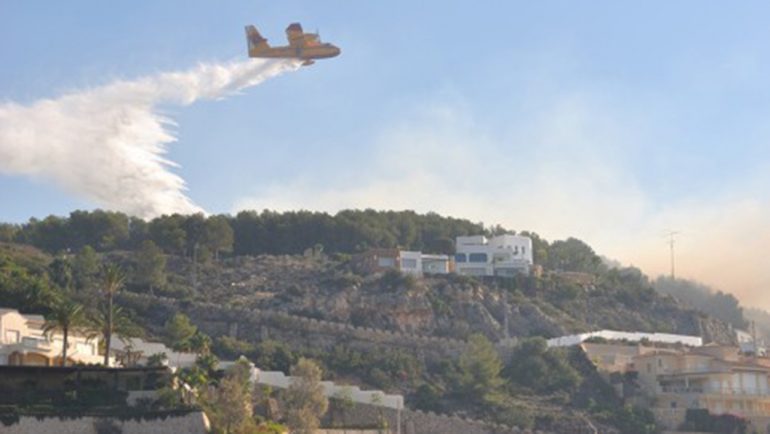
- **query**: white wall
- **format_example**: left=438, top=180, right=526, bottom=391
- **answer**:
left=0, top=412, right=209, bottom=434
left=547, top=330, right=703, bottom=348
left=256, top=370, right=404, bottom=410
left=111, top=337, right=197, bottom=369
left=456, top=235, right=487, bottom=247
left=1, top=311, right=31, bottom=345
left=399, top=251, right=423, bottom=276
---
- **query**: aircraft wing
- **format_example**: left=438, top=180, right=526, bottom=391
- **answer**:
left=286, top=22, right=305, bottom=47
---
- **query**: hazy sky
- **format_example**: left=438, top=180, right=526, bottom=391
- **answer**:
left=1, top=2, right=769, bottom=308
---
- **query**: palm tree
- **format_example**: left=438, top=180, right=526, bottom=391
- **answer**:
left=188, top=332, right=212, bottom=356
left=43, top=299, right=88, bottom=366
left=93, top=304, right=141, bottom=365
left=100, top=265, right=125, bottom=366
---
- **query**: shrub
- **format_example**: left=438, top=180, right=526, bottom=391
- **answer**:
left=504, top=337, right=582, bottom=394
left=214, top=336, right=256, bottom=360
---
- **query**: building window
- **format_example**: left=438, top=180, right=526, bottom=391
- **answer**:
left=401, top=258, right=418, bottom=269
left=4, top=330, right=20, bottom=344
left=469, top=253, right=488, bottom=263
left=377, top=257, right=396, bottom=268
left=77, top=343, right=95, bottom=355
left=455, top=253, right=467, bottom=263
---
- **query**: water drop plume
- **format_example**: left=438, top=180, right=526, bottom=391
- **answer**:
left=0, top=58, right=300, bottom=218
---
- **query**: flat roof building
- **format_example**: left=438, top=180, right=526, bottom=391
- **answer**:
left=454, top=235, right=533, bottom=277
left=353, top=249, right=451, bottom=277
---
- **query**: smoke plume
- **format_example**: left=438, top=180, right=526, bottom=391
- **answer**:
left=0, top=58, right=300, bottom=219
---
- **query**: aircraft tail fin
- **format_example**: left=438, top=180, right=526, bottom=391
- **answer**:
left=245, top=25, right=269, bottom=54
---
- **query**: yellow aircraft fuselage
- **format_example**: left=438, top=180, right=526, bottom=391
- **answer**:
left=245, top=23, right=340, bottom=66
left=248, top=44, right=341, bottom=63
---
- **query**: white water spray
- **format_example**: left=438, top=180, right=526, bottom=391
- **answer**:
left=0, top=58, right=301, bottom=219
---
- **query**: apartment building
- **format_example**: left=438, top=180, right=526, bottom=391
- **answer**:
left=454, top=235, right=533, bottom=277
left=634, top=345, right=770, bottom=429
left=0, top=308, right=104, bottom=366
left=581, top=339, right=770, bottom=430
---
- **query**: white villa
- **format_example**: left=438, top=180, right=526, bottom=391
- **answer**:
left=355, top=249, right=452, bottom=277
left=355, top=235, right=534, bottom=278
left=256, top=368, right=404, bottom=410
left=110, top=337, right=197, bottom=369
left=0, top=308, right=104, bottom=366
left=454, top=235, right=533, bottom=277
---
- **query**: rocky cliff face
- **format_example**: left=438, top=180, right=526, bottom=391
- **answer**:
left=174, top=254, right=735, bottom=344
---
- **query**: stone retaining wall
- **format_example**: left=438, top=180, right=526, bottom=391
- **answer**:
left=0, top=411, right=209, bottom=434
left=324, top=401, right=538, bottom=434
left=117, top=293, right=472, bottom=362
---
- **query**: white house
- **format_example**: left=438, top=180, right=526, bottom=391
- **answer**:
left=454, top=235, right=533, bottom=277
left=421, top=254, right=452, bottom=274
left=0, top=308, right=104, bottom=366
left=398, top=251, right=423, bottom=276
left=356, top=249, right=452, bottom=277
left=257, top=368, right=404, bottom=409
left=110, top=337, right=198, bottom=369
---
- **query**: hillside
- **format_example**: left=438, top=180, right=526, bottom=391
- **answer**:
left=0, top=209, right=746, bottom=433
left=155, top=253, right=733, bottom=344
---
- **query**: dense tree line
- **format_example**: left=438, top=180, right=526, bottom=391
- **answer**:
left=545, top=237, right=606, bottom=274
left=1, top=209, right=487, bottom=256
left=1, top=209, right=617, bottom=271
left=0, top=210, right=234, bottom=258
left=653, top=276, right=747, bottom=330
left=230, top=209, right=481, bottom=255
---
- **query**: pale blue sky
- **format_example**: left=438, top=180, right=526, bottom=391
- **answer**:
left=2, top=1, right=770, bottom=301
left=2, top=1, right=768, bottom=218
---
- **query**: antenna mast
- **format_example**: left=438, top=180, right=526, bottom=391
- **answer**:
left=665, top=230, right=680, bottom=279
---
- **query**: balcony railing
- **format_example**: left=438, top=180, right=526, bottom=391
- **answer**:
left=21, top=337, right=54, bottom=350
left=660, top=386, right=770, bottom=397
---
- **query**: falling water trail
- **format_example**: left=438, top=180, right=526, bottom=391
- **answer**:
left=0, top=58, right=301, bottom=219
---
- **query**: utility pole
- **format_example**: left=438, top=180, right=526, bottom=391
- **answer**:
left=503, top=289, right=510, bottom=341
left=665, top=230, right=680, bottom=279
